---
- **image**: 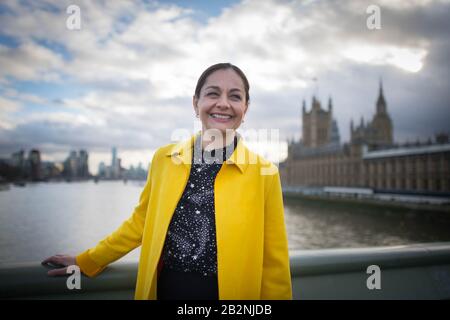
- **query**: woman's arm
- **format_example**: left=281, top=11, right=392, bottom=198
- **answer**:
left=260, top=169, right=293, bottom=299
left=75, top=161, right=154, bottom=277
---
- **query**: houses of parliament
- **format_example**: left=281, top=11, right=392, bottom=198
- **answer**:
left=280, top=82, right=450, bottom=195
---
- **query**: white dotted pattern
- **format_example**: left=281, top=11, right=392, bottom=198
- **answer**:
left=161, top=135, right=237, bottom=276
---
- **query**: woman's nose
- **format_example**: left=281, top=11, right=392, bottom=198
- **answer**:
left=216, top=94, right=230, bottom=108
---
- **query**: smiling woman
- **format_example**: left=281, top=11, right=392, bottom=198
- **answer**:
left=193, top=63, right=250, bottom=150
left=42, top=63, right=292, bottom=300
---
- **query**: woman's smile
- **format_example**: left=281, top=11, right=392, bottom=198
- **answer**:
left=193, top=68, right=248, bottom=136
left=209, top=112, right=234, bottom=123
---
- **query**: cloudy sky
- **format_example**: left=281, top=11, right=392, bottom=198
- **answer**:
left=0, top=0, right=449, bottom=173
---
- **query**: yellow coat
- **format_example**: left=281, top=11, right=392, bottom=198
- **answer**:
left=76, top=133, right=292, bottom=300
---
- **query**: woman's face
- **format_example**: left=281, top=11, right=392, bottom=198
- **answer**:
left=193, top=68, right=248, bottom=134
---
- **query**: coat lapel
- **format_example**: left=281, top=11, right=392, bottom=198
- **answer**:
left=153, top=133, right=197, bottom=251
left=147, top=132, right=251, bottom=298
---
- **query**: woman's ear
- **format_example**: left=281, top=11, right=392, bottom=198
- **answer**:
left=192, top=95, right=199, bottom=115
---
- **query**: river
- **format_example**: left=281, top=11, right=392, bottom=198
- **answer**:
left=1, top=181, right=449, bottom=265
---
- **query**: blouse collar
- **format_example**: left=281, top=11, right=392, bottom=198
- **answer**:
left=166, top=131, right=249, bottom=174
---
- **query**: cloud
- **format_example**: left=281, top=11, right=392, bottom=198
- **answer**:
left=0, top=41, right=64, bottom=81
left=0, top=96, right=21, bottom=112
left=2, top=88, right=49, bottom=105
left=341, top=45, right=427, bottom=72
left=0, top=96, right=22, bottom=130
left=0, top=0, right=449, bottom=167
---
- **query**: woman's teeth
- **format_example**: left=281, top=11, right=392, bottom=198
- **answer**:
left=210, top=113, right=232, bottom=119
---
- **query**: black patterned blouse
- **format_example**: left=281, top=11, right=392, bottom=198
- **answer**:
left=161, top=134, right=238, bottom=276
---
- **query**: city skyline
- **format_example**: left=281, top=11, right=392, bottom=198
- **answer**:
left=0, top=0, right=449, bottom=173
left=0, top=147, right=147, bottom=178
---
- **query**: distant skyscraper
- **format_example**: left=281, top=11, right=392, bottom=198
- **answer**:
left=69, top=150, right=78, bottom=178
left=98, top=162, right=106, bottom=177
left=11, top=150, right=25, bottom=171
left=116, top=158, right=122, bottom=178
left=112, top=147, right=117, bottom=168
left=110, top=147, right=122, bottom=179
left=28, top=149, right=41, bottom=181
left=78, top=150, right=89, bottom=178
left=62, top=150, right=90, bottom=179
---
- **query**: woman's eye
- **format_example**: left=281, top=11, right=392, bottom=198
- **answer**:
left=231, top=95, right=241, bottom=100
left=207, top=92, right=218, bottom=97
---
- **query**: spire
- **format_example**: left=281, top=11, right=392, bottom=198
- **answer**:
left=302, top=99, right=306, bottom=113
left=328, top=96, right=333, bottom=112
left=379, top=77, right=383, bottom=95
left=312, top=96, right=320, bottom=110
left=312, top=77, right=318, bottom=97
left=377, top=77, right=386, bottom=114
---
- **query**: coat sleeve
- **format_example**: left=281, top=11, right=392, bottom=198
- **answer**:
left=260, top=169, right=292, bottom=299
left=75, top=157, right=154, bottom=277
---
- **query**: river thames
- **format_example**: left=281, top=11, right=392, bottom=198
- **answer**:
left=1, top=181, right=449, bottom=265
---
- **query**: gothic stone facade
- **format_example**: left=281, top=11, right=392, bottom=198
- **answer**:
left=280, top=83, right=450, bottom=195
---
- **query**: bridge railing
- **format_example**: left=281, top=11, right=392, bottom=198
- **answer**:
left=1, top=242, right=450, bottom=299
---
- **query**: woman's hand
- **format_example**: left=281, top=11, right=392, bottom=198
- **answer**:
left=41, top=254, right=77, bottom=276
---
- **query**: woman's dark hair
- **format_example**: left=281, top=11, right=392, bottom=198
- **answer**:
left=194, top=63, right=250, bottom=104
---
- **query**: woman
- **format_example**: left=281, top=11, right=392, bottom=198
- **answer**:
left=42, top=63, right=292, bottom=300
